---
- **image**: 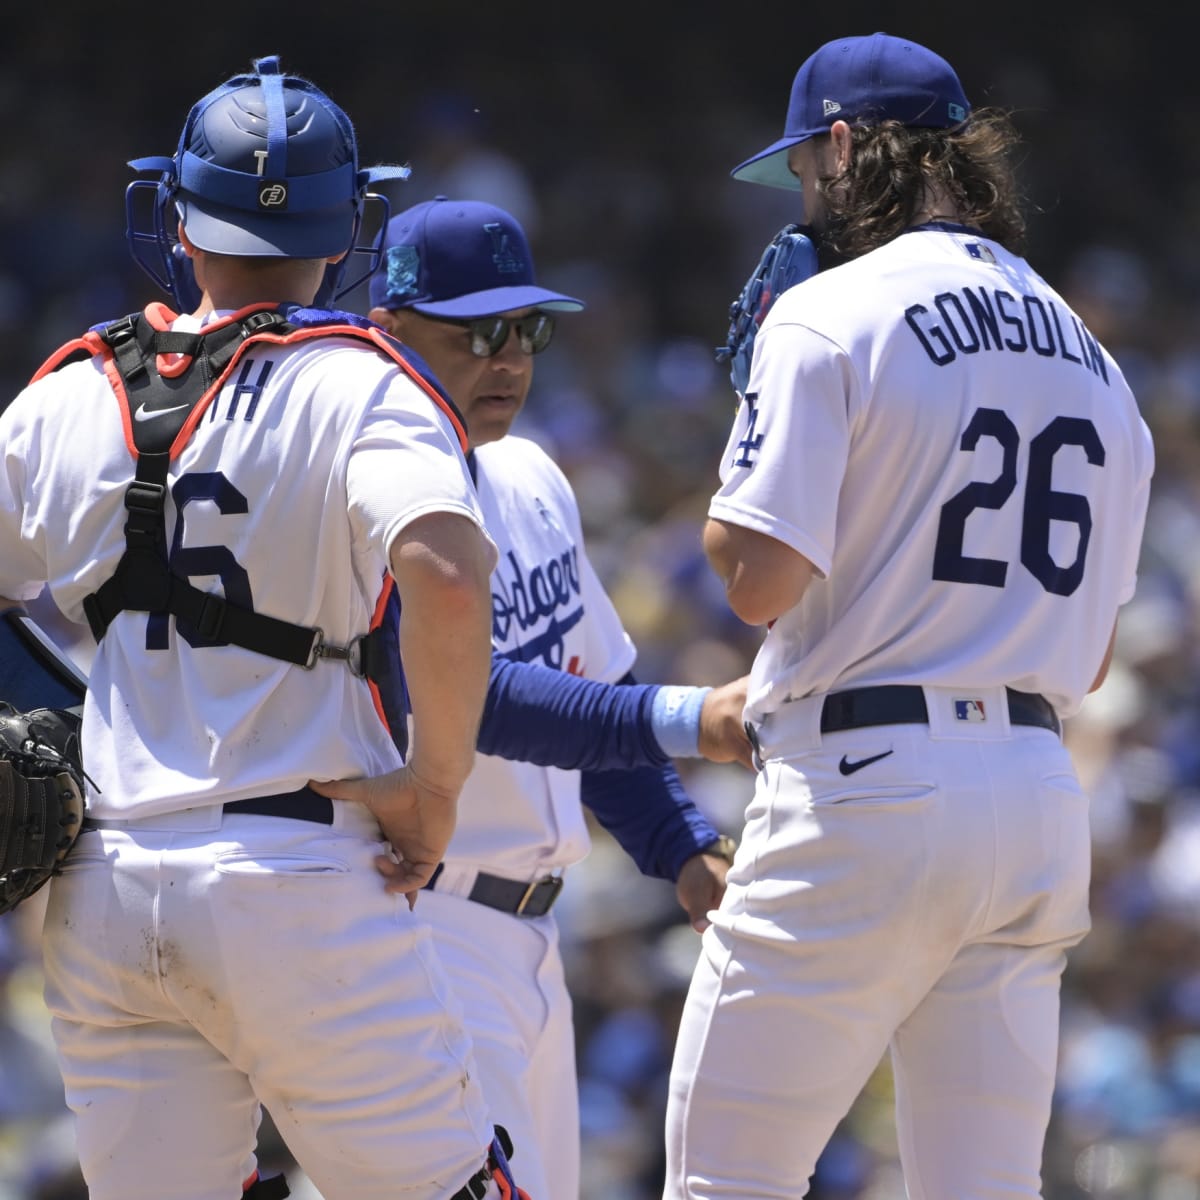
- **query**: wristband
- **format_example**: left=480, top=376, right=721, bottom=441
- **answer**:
left=649, top=685, right=712, bottom=758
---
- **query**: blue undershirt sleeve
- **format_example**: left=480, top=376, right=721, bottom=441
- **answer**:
left=581, top=757, right=720, bottom=883
left=477, top=653, right=671, bottom=771
left=577, top=670, right=720, bottom=882
left=476, top=660, right=721, bottom=879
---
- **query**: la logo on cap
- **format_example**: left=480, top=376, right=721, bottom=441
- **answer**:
left=485, top=223, right=524, bottom=277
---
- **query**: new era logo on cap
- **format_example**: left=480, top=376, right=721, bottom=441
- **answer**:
left=823, top=99, right=842, bottom=116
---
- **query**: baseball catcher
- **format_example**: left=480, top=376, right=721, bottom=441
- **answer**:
left=0, top=702, right=86, bottom=915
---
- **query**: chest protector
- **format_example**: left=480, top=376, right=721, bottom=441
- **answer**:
left=31, top=302, right=468, bottom=734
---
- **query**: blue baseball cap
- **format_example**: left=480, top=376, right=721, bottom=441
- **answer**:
left=732, top=32, right=971, bottom=190
left=368, top=196, right=584, bottom=317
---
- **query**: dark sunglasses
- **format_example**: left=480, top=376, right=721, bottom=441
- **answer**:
left=434, top=313, right=557, bottom=358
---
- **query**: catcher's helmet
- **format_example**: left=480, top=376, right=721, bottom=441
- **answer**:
left=126, top=55, right=409, bottom=309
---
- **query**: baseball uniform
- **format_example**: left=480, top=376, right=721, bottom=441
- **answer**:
left=664, top=223, right=1154, bottom=1198
left=0, top=310, right=501, bottom=1200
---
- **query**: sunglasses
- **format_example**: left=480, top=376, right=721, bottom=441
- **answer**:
left=434, top=313, right=557, bottom=358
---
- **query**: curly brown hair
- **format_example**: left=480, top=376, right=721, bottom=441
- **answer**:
left=814, top=108, right=1028, bottom=259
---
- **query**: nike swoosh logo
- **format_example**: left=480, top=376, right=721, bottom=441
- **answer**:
left=133, top=402, right=190, bottom=423
left=838, top=749, right=895, bottom=776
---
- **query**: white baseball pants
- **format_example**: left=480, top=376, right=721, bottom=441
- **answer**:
left=40, top=803, right=497, bottom=1200
left=415, top=885, right=580, bottom=1200
left=664, top=686, right=1091, bottom=1200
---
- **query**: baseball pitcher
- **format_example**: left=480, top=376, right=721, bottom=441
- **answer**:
left=664, top=32, right=1155, bottom=1200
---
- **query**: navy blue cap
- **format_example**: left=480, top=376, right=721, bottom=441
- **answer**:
left=368, top=196, right=584, bottom=317
left=732, top=32, right=971, bottom=190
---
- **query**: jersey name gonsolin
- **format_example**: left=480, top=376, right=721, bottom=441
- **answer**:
left=904, top=287, right=1108, bottom=380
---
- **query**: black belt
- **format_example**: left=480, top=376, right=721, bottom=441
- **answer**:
left=83, top=785, right=333, bottom=830
left=223, top=786, right=333, bottom=823
left=819, top=685, right=1060, bottom=736
left=424, top=863, right=564, bottom=917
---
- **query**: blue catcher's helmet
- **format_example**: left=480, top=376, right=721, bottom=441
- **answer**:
left=126, top=54, right=409, bottom=310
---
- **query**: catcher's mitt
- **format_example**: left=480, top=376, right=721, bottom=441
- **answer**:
left=715, top=223, right=819, bottom=397
left=0, top=702, right=86, bottom=916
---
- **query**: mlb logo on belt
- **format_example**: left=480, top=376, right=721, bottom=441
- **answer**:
left=954, top=698, right=987, bottom=722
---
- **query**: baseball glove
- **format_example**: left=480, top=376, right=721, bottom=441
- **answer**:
left=0, top=702, right=86, bottom=916
left=715, top=223, right=819, bottom=397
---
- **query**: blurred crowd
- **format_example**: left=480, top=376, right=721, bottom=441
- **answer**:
left=2, top=8, right=1197, bottom=1198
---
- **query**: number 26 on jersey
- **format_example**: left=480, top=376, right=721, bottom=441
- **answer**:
left=933, top=406, right=1104, bottom=597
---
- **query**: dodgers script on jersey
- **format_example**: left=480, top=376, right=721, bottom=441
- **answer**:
left=711, top=226, right=1154, bottom=722
left=0, top=310, right=492, bottom=816
left=447, top=435, right=636, bottom=875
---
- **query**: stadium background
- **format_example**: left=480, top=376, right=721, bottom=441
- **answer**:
left=2, top=4, right=1197, bottom=1197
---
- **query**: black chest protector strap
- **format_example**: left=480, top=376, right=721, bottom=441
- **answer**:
left=81, top=310, right=388, bottom=679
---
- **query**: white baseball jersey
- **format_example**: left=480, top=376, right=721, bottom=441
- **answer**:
left=711, top=225, right=1154, bottom=722
left=6, top=306, right=507, bottom=1200
left=0, top=309, right=492, bottom=817
left=447, top=434, right=636, bottom=874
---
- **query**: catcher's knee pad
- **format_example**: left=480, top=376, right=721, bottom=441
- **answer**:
left=241, top=1172, right=289, bottom=1200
